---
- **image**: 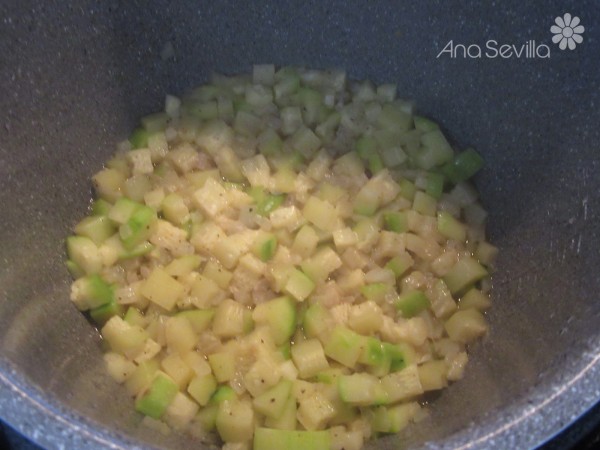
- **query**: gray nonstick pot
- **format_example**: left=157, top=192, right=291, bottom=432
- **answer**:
left=1, top=1, right=599, bottom=449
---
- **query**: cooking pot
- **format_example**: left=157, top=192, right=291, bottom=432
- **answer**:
left=1, top=1, right=599, bottom=449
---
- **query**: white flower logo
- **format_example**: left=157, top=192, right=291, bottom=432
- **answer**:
left=551, top=13, right=584, bottom=50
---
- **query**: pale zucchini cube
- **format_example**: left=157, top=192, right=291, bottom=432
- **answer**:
left=284, top=268, right=315, bottom=301
left=203, top=259, right=233, bottom=288
left=291, top=339, right=330, bottom=379
left=208, top=351, right=236, bottom=383
left=104, top=352, right=136, bottom=383
left=444, top=309, right=488, bottom=343
left=187, top=373, right=218, bottom=406
left=380, top=365, right=424, bottom=403
left=244, top=356, right=282, bottom=397
left=161, top=193, right=190, bottom=225
left=161, top=353, right=194, bottom=389
left=264, top=394, right=298, bottom=431
left=270, top=205, right=304, bottom=231
left=134, top=338, right=162, bottom=364
left=181, top=351, right=212, bottom=377
left=292, top=225, right=319, bottom=258
left=329, top=426, right=364, bottom=450
left=333, top=227, right=359, bottom=249
left=458, top=288, right=492, bottom=311
left=128, top=148, right=154, bottom=175
left=167, top=143, right=199, bottom=173
left=165, top=316, right=198, bottom=354
left=93, top=168, right=125, bottom=202
left=212, top=235, right=245, bottom=270
left=297, top=392, right=336, bottom=431
left=336, top=269, right=365, bottom=294
left=212, top=299, right=248, bottom=338
left=140, top=268, right=185, bottom=311
left=216, top=399, right=255, bottom=443
left=147, top=132, right=169, bottom=161
left=289, top=126, right=321, bottom=158
left=303, top=196, right=342, bottom=232
left=190, top=221, right=226, bottom=254
left=237, top=253, right=266, bottom=277
left=240, top=154, right=271, bottom=187
left=252, top=379, right=293, bottom=419
left=190, top=275, right=223, bottom=308
left=347, top=301, right=383, bottom=335
left=306, top=149, right=332, bottom=181
left=193, top=178, right=230, bottom=217
left=101, top=316, right=147, bottom=357
left=338, top=373, right=383, bottom=406
left=418, top=360, right=448, bottom=391
left=164, top=392, right=199, bottom=430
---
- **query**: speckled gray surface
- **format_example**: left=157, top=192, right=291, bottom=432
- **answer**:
left=0, top=1, right=599, bottom=449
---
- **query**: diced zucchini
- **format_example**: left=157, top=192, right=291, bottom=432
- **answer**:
left=249, top=186, right=285, bottom=217
left=292, top=225, right=319, bottom=258
left=338, top=373, right=386, bottom=406
left=383, top=342, right=416, bottom=372
left=370, top=402, right=421, bottom=434
left=135, top=371, right=179, bottom=419
left=297, top=391, right=336, bottom=430
left=396, top=290, right=430, bottom=318
left=264, top=394, right=297, bottom=431
left=303, top=303, right=334, bottom=340
left=212, top=299, right=249, bottom=338
left=66, top=236, right=102, bottom=275
left=253, top=428, right=330, bottom=450
left=416, top=129, right=454, bottom=170
left=70, top=274, right=114, bottom=310
left=160, top=353, right=194, bottom=389
left=216, top=399, right=255, bottom=443
left=89, top=298, right=123, bottom=325
left=196, top=404, right=218, bottom=432
left=458, top=288, right=492, bottom=311
left=437, top=211, right=466, bottom=241
left=164, top=254, right=202, bottom=277
left=208, top=351, right=236, bottom=383
left=324, top=326, right=364, bottom=368
left=380, top=365, right=423, bottom=403
left=412, top=191, right=437, bottom=216
left=93, top=168, right=126, bottom=202
left=443, top=257, right=488, bottom=295
left=177, top=309, right=215, bottom=333
left=442, top=148, right=484, bottom=183
left=252, top=233, right=278, bottom=262
left=161, top=193, right=190, bottom=225
left=303, top=196, right=341, bottom=232
left=165, top=316, right=198, bottom=354
left=418, top=360, right=448, bottom=391
left=91, top=198, right=112, bottom=216
left=291, top=339, right=329, bottom=379
left=210, top=385, right=237, bottom=405
left=348, top=301, right=383, bottom=335
left=119, top=206, right=157, bottom=250
left=444, top=309, right=488, bottom=343
left=284, top=268, right=315, bottom=301
left=140, top=268, right=185, bottom=311
left=383, top=211, right=408, bottom=233
left=74, top=215, right=115, bottom=245
left=357, top=337, right=387, bottom=368
left=360, top=283, right=389, bottom=303
left=253, top=379, right=293, bottom=419
left=187, top=374, right=218, bottom=406
left=252, top=296, right=296, bottom=345
left=385, top=253, right=414, bottom=278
